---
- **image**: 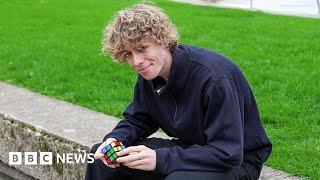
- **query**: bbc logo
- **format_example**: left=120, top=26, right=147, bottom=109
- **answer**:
left=9, top=152, right=94, bottom=165
left=9, top=152, right=52, bottom=165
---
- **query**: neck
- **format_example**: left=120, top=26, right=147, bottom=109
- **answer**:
left=160, top=50, right=172, bottom=79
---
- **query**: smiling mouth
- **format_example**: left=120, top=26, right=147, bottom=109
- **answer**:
left=138, top=65, right=151, bottom=73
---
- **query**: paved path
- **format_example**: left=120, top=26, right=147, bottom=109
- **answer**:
left=0, top=82, right=301, bottom=179
left=171, top=0, right=320, bottom=18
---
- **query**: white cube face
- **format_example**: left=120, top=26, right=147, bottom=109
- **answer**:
left=24, top=152, right=38, bottom=165
left=9, top=152, right=22, bottom=165
left=40, top=152, right=53, bottom=165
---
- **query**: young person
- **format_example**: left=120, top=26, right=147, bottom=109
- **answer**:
left=85, top=3, right=272, bottom=180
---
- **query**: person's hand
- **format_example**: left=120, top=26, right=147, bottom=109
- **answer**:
left=116, top=145, right=156, bottom=171
left=94, top=138, right=120, bottom=168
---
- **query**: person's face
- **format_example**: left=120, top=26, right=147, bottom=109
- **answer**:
left=123, top=41, right=172, bottom=80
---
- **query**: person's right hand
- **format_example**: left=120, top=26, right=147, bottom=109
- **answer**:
left=94, top=138, right=120, bottom=168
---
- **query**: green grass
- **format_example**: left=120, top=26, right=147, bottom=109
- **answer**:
left=0, top=0, right=319, bottom=178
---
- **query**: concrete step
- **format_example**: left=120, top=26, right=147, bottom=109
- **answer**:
left=0, top=82, right=300, bottom=179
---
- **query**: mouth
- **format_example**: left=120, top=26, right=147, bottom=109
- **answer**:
left=138, top=65, right=151, bottom=74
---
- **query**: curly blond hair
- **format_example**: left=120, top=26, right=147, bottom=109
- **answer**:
left=101, top=3, right=179, bottom=62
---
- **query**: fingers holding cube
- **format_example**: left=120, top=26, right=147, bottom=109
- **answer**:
left=101, top=140, right=126, bottom=165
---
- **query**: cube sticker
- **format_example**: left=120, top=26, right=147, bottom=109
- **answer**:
left=101, top=140, right=126, bottom=165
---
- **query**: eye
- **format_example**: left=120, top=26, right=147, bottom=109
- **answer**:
left=137, top=46, right=148, bottom=52
left=123, top=52, right=132, bottom=59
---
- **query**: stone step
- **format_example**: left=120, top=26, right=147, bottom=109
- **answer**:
left=0, top=82, right=300, bottom=179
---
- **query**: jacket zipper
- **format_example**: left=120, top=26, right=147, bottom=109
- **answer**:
left=169, top=92, right=178, bottom=124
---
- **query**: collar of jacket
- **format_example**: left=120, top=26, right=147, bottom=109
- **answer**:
left=165, top=44, right=192, bottom=95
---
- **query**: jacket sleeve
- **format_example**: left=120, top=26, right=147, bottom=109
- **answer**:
left=155, top=78, right=244, bottom=175
left=103, top=77, right=159, bottom=146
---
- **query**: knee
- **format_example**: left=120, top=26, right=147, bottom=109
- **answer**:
left=87, top=143, right=113, bottom=171
left=86, top=143, right=116, bottom=180
left=165, top=171, right=183, bottom=180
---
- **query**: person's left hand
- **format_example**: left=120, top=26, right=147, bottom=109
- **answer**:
left=116, top=145, right=156, bottom=171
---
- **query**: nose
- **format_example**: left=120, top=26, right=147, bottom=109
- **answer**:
left=132, top=52, right=144, bottom=67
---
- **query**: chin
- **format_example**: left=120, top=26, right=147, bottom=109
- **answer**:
left=141, top=75, right=156, bottom=81
left=140, top=73, right=158, bottom=81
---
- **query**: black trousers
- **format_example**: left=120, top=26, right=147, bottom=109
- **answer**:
left=85, top=138, right=262, bottom=180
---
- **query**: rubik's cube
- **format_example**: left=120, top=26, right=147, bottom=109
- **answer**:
left=101, top=140, right=126, bottom=165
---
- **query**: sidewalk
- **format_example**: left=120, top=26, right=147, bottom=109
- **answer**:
left=170, top=0, right=320, bottom=18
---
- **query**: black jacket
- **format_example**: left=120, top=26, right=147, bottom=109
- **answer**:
left=104, top=44, right=272, bottom=175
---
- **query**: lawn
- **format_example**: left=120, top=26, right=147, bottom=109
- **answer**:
left=0, top=0, right=319, bottom=178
